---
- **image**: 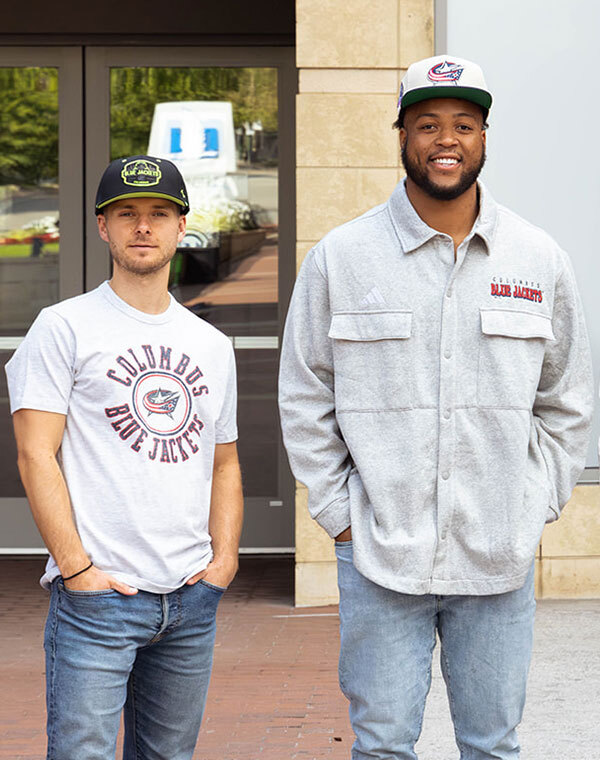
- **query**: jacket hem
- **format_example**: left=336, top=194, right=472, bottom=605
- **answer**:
left=354, top=558, right=532, bottom=596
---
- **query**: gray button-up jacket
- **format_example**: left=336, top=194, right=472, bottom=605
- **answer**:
left=279, top=181, right=594, bottom=595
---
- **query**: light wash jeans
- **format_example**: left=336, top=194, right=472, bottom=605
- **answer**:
left=44, top=577, right=224, bottom=760
left=335, top=541, right=536, bottom=760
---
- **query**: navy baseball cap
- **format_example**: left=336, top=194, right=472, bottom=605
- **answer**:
left=95, top=155, right=190, bottom=215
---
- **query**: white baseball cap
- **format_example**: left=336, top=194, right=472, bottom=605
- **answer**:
left=397, top=54, right=492, bottom=115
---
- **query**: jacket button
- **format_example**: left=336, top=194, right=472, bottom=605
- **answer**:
left=441, top=471, right=450, bottom=480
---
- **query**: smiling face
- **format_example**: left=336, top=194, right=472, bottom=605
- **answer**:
left=399, top=98, right=487, bottom=201
left=97, top=197, right=186, bottom=276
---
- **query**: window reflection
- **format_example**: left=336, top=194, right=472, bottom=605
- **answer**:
left=0, top=68, right=59, bottom=499
left=0, top=67, right=59, bottom=337
left=110, top=67, right=279, bottom=497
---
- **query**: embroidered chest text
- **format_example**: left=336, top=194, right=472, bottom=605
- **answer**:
left=490, top=276, right=543, bottom=303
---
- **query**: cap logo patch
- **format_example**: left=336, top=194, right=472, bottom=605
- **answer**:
left=427, top=60, right=464, bottom=84
left=121, top=159, right=162, bottom=187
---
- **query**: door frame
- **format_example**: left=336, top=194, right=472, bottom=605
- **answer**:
left=0, top=47, right=83, bottom=552
left=1, top=44, right=297, bottom=552
left=0, top=46, right=84, bottom=301
left=84, top=46, right=297, bottom=549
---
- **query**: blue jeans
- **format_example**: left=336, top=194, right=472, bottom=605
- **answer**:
left=336, top=542, right=536, bottom=760
left=44, top=577, right=224, bottom=760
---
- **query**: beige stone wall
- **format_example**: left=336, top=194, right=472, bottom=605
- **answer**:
left=293, top=0, right=600, bottom=606
left=538, top=485, right=600, bottom=598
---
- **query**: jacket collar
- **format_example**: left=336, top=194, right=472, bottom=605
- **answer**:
left=387, top=179, right=498, bottom=255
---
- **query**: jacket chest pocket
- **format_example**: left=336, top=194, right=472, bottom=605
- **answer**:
left=478, top=308, right=554, bottom=409
left=328, top=311, right=413, bottom=411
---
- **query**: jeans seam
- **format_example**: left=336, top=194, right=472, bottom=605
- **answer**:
left=129, top=670, right=142, bottom=760
left=164, top=590, right=183, bottom=634
left=414, top=606, right=437, bottom=745
left=146, top=594, right=170, bottom=645
left=440, top=636, right=468, bottom=758
left=46, top=585, right=59, bottom=760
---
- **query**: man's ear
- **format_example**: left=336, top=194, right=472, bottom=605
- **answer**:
left=177, top=214, right=187, bottom=243
left=97, top=214, right=109, bottom=243
left=399, top=127, right=407, bottom=150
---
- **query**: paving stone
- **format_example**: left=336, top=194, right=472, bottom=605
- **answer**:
left=1, top=558, right=599, bottom=759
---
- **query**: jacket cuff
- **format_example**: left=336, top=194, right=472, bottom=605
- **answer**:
left=545, top=503, right=560, bottom=523
left=313, top=496, right=351, bottom=539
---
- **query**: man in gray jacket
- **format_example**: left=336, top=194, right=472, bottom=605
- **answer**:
left=279, top=55, right=593, bottom=759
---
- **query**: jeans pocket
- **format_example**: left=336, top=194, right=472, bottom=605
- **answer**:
left=59, top=580, right=118, bottom=598
left=334, top=540, right=354, bottom=569
left=198, top=579, right=227, bottom=593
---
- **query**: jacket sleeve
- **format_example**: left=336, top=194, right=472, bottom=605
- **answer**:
left=278, top=248, right=352, bottom=537
left=533, top=252, right=594, bottom=520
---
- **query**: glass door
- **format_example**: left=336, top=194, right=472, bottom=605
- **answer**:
left=85, top=48, right=296, bottom=550
left=0, top=48, right=83, bottom=552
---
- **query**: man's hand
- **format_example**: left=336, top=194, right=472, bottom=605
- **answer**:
left=63, top=565, right=138, bottom=595
left=186, top=554, right=239, bottom=589
left=335, top=526, right=352, bottom=542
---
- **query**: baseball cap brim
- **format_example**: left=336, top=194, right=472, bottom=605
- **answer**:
left=400, top=86, right=492, bottom=112
left=96, top=192, right=188, bottom=212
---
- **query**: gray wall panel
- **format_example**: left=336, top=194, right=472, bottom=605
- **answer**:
left=440, top=0, right=599, bottom=468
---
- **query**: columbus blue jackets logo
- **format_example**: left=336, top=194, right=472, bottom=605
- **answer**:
left=427, top=61, right=464, bottom=84
left=132, top=372, right=191, bottom=435
left=143, top=388, right=180, bottom=418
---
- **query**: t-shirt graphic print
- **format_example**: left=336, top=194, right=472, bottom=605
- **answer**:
left=104, top=342, right=211, bottom=464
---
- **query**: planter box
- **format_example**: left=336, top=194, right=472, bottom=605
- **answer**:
left=173, top=228, right=267, bottom=285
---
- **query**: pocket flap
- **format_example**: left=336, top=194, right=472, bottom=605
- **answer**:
left=328, top=311, right=413, bottom=341
left=480, top=308, right=555, bottom=340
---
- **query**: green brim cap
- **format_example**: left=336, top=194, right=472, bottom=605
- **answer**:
left=95, top=155, right=190, bottom=215
left=400, top=85, right=492, bottom=112
left=397, top=55, right=493, bottom=116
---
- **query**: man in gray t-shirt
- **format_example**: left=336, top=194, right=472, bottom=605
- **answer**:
left=6, top=155, right=243, bottom=759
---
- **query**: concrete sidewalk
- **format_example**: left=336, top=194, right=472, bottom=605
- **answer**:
left=1, top=558, right=599, bottom=759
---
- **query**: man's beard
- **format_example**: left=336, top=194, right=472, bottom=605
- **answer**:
left=401, top=141, right=486, bottom=201
left=109, top=242, right=175, bottom=276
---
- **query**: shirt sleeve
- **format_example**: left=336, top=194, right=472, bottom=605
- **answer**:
left=278, top=248, right=352, bottom=538
left=532, top=250, right=594, bottom=520
left=214, top=338, right=238, bottom=444
left=5, top=308, right=76, bottom=416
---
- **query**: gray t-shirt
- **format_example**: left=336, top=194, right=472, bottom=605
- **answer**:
left=6, top=281, right=238, bottom=593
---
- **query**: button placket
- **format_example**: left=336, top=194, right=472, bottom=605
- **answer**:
left=436, top=248, right=461, bottom=549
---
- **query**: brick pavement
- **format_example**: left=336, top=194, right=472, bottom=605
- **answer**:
left=2, top=558, right=600, bottom=760
left=0, top=557, right=353, bottom=760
